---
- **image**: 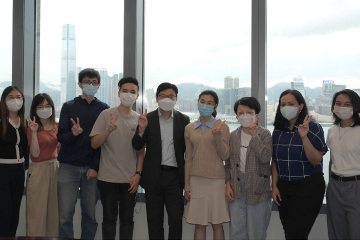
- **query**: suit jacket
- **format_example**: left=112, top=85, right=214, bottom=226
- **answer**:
left=132, top=109, right=190, bottom=191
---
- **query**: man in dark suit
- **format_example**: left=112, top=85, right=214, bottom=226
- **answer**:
left=132, top=82, right=190, bottom=240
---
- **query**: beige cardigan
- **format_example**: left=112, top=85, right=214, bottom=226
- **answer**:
left=184, top=121, right=230, bottom=192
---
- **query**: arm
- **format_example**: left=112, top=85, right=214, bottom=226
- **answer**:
left=184, top=127, right=193, bottom=196
left=91, top=113, right=118, bottom=149
left=213, top=121, right=230, bottom=161
left=329, top=156, right=332, bottom=182
left=28, top=128, right=40, bottom=158
left=57, top=103, right=77, bottom=144
left=251, top=129, right=273, bottom=164
left=128, top=147, right=145, bottom=193
left=132, top=126, right=147, bottom=150
left=271, top=160, right=282, bottom=206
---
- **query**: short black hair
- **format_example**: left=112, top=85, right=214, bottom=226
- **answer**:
left=331, top=89, right=360, bottom=127
left=273, top=89, right=308, bottom=131
left=118, top=76, right=139, bottom=91
left=78, top=68, right=101, bottom=83
left=198, top=90, right=219, bottom=117
left=233, top=97, right=261, bottom=115
left=156, top=82, right=178, bottom=96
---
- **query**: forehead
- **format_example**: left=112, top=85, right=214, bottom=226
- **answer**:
left=39, top=99, right=49, bottom=105
left=335, top=94, right=351, bottom=102
left=158, top=89, right=176, bottom=95
left=7, top=90, right=22, bottom=96
left=281, top=93, right=297, bottom=103
left=120, top=83, right=138, bottom=91
left=199, top=94, right=215, bottom=102
left=237, top=104, right=254, bottom=112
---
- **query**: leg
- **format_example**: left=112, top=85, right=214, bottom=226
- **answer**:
left=194, top=224, right=206, bottom=240
left=344, top=180, right=360, bottom=240
left=163, top=171, right=183, bottom=240
left=79, top=166, right=98, bottom=240
left=46, top=160, right=59, bottom=237
left=98, top=180, right=120, bottom=240
left=247, top=199, right=272, bottom=240
left=57, top=163, right=80, bottom=238
left=0, top=176, right=12, bottom=237
left=119, top=183, right=136, bottom=240
left=211, top=223, right=224, bottom=240
left=277, top=179, right=290, bottom=238
left=145, top=187, right=165, bottom=240
left=9, top=164, right=25, bottom=237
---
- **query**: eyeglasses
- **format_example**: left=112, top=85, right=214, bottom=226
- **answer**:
left=37, top=105, right=52, bottom=110
left=82, top=80, right=99, bottom=86
left=7, top=95, right=23, bottom=100
left=158, top=94, right=177, bottom=100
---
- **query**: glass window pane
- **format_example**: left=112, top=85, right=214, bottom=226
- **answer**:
left=0, top=0, right=13, bottom=96
left=144, top=0, right=251, bottom=129
left=267, top=0, right=360, bottom=202
left=38, top=0, right=124, bottom=116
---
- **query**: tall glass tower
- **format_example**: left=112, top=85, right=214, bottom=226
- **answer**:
left=61, top=24, right=77, bottom=104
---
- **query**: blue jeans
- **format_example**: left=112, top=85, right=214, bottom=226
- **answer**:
left=58, top=163, right=99, bottom=239
left=228, top=172, right=271, bottom=240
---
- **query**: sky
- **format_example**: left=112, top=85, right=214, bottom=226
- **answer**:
left=1, top=0, right=359, bottom=91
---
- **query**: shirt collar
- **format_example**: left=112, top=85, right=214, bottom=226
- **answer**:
left=194, top=116, right=216, bottom=129
left=158, top=108, right=174, bottom=120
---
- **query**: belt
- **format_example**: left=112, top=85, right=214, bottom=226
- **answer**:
left=0, top=158, right=25, bottom=164
left=161, top=165, right=178, bottom=171
left=331, top=172, right=360, bottom=182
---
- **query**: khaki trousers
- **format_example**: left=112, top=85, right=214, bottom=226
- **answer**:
left=26, top=159, right=59, bottom=237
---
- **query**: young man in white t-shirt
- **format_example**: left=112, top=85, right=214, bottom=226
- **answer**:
left=90, top=76, right=144, bottom=240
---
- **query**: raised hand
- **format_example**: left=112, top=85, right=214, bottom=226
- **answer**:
left=212, top=119, right=226, bottom=134
left=106, top=113, right=118, bottom=133
left=298, top=115, right=312, bottom=138
left=70, top=117, right=83, bottom=136
left=248, top=115, right=259, bottom=137
left=138, top=108, right=148, bottom=133
left=27, top=116, right=38, bottom=132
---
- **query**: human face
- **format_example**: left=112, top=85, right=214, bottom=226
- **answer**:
left=156, top=89, right=177, bottom=102
left=78, top=77, right=101, bottom=89
left=334, top=94, right=352, bottom=108
left=6, top=90, right=23, bottom=101
left=236, top=105, right=256, bottom=119
left=118, top=83, right=139, bottom=96
left=36, top=99, right=52, bottom=110
left=198, top=94, right=217, bottom=108
left=280, top=93, right=303, bottom=112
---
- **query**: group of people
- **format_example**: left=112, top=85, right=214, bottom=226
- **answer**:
left=0, top=67, right=359, bottom=240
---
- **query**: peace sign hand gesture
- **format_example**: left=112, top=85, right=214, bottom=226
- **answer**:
left=298, top=114, right=312, bottom=138
left=106, top=113, right=118, bottom=133
left=138, top=108, right=148, bottom=133
left=248, top=115, right=259, bottom=137
left=70, top=117, right=83, bottom=136
left=213, top=119, right=226, bottom=134
left=27, top=116, right=38, bottom=132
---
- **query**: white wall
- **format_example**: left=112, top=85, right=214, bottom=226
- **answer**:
left=17, top=196, right=328, bottom=239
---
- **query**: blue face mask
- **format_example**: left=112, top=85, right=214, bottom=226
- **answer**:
left=82, top=85, right=98, bottom=97
left=198, top=104, right=214, bottom=117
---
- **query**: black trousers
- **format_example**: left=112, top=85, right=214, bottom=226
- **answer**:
left=145, top=169, right=183, bottom=240
left=277, top=172, right=325, bottom=240
left=97, top=180, right=136, bottom=240
left=0, top=163, right=25, bottom=237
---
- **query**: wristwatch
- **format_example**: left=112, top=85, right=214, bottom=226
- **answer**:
left=135, top=171, right=142, bottom=177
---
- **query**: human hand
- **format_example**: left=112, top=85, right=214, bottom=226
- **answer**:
left=70, top=117, right=83, bottom=136
left=226, top=183, right=235, bottom=203
left=106, top=113, right=118, bottom=133
left=27, top=116, right=39, bottom=132
left=128, top=174, right=141, bottom=193
left=86, top=168, right=97, bottom=180
left=248, top=115, right=259, bottom=137
left=212, top=120, right=226, bottom=134
left=298, top=115, right=312, bottom=138
left=272, top=186, right=282, bottom=206
left=138, top=108, right=148, bottom=133
left=184, top=191, right=191, bottom=201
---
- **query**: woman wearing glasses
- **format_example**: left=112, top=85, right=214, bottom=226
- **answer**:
left=0, top=86, right=29, bottom=237
left=225, top=97, right=272, bottom=240
left=184, top=90, right=230, bottom=240
left=26, top=93, right=59, bottom=237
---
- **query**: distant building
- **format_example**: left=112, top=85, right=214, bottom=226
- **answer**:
left=224, top=76, right=234, bottom=89
left=291, top=77, right=305, bottom=98
left=96, top=68, right=109, bottom=105
left=61, top=24, right=77, bottom=104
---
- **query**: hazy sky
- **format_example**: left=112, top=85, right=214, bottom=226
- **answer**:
left=1, top=0, right=359, bottom=90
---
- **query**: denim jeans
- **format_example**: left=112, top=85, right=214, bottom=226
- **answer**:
left=228, top=172, right=271, bottom=240
left=58, top=163, right=98, bottom=239
left=97, top=180, right=136, bottom=240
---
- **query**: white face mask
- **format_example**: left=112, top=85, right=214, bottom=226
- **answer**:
left=120, top=92, right=137, bottom=107
left=280, top=106, right=299, bottom=121
left=36, top=108, right=53, bottom=119
left=237, top=114, right=255, bottom=127
left=158, top=98, right=176, bottom=111
left=333, top=106, right=353, bottom=120
left=6, top=99, right=23, bottom=112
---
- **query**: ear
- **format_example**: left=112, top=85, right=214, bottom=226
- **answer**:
left=98, top=82, right=101, bottom=88
left=156, top=96, right=159, bottom=103
left=214, top=104, right=218, bottom=110
left=299, top=103, right=304, bottom=111
left=136, top=93, right=139, bottom=100
left=118, top=91, right=120, bottom=98
left=78, top=82, right=82, bottom=89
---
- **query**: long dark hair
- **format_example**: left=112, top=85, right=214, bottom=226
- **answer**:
left=30, top=93, right=57, bottom=131
left=198, top=90, right=219, bottom=117
left=0, top=86, right=26, bottom=139
left=273, top=89, right=308, bottom=131
left=331, top=89, right=360, bottom=127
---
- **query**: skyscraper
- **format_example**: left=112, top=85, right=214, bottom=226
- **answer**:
left=291, top=77, right=305, bottom=98
left=224, top=76, right=234, bottom=89
left=61, top=24, right=77, bottom=104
